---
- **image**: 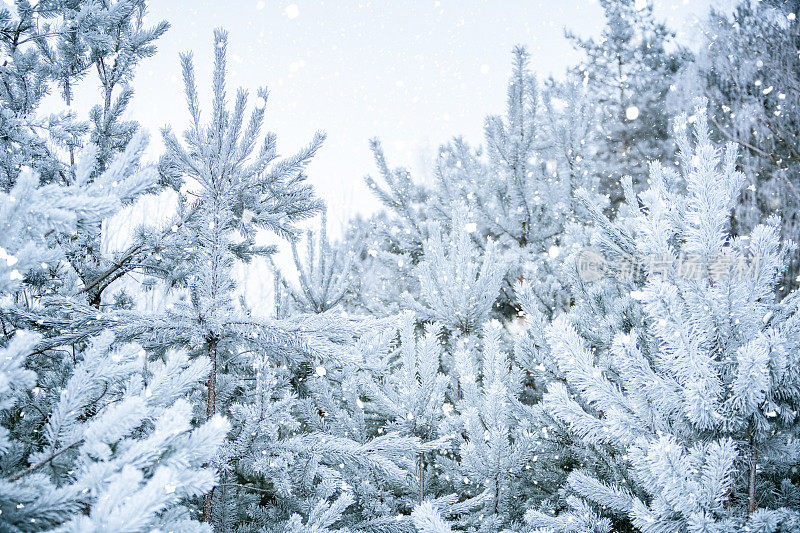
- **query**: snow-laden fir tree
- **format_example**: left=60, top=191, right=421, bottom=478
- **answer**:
left=219, top=347, right=439, bottom=532
left=0, top=0, right=167, bottom=187
left=270, top=220, right=452, bottom=529
left=0, top=7, right=223, bottom=520
left=505, top=173, right=647, bottom=514
left=426, top=46, right=557, bottom=249
left=147, top=28, right=322, bottom=527
left=0, top=332, right=229, bottom=533
left=525, top=106, right=800, bottom=532
left=364, top=139, right=431, bottom=258
left=447, top=47, right=566, bottom=250
left=311, top=311, right=538, bottom=532
left=514, top=169, right=645, bottom=378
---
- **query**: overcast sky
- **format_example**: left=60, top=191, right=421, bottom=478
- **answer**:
left=84, top=0, right=724, bottom=229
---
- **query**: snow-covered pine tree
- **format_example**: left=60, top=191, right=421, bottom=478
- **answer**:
left=525, top=105, right=800, bottom=532
left=150, top=28, right=325, bottom=526
left=300, top=310, right=540, bottom=532
left=218, top=350, right=432, bottom=532
left=0, top=332, right=229, bottom=533
left=566, top=0, right=688, bottom=208
left=348, top=47, right=602, bottom=324
left=690, top=0, right=800, bottom=290
left=344, top=140, right=432, bottom=318
left=0, top=0, right=170, bottom=308
left=455, top=47, right=561, bottom=251
left=351, top=45, right=553, bottom=321
left=506, top=167, right=648, bottom=520
left=514, top=167, right=645, bottom=378
left=429, top=48, right=556, bottom=310
left=357, top=313, right=451, bottom=507
left=364, top=139, right=431, bottom=259
left=428, top=47, right=604, bottom=323
left=539, top=77, right=603, bottom=208
left=0, top=0, right=164, bottom=189
left=76, top=30, right=417, bottom=531
left=0, top=164, right=227, bottom=530
left=0, top=9, right=220, bottom=519
left=285, top=313, right=450, bottom=532
left=265, top=210, right=444, bottom=530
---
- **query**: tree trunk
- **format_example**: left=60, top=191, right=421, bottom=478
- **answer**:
left=747, top=427, right=757, bottom=516
left=202, top=337, right=218, bottom=523
left=418, top=453, right=425, bottom=504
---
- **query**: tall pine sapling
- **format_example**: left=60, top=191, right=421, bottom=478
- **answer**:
left=155, top=28, right=325, bottom=524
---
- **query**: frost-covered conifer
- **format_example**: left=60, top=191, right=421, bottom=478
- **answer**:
left=97, top=30, right=415, bottom=531
left=0, top=0, right=170, bottom=308
left=448, top=47, right=562, bottom=251
left=393, top=47, right=600, bottom=322
left=0, top=166, right=226, bottom=531
left=433, top=323, right=539, bottom=531
left=567, top=0, right=688, bottom=207
left=413, top=212, right=505, bottom=337
left=0, top=333, right=228, bottom=533
left=346, top=142, right=432, bottom=318
left=357, top=314, right=450, bottom=504
left=143, top=29, right=326, bottom=527
left=254, top=313, right=452, bottom=532
left=525, top=106, right=800, bottom=532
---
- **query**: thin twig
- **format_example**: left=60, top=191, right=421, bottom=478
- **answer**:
left=7, top=439, right=83, bottom=482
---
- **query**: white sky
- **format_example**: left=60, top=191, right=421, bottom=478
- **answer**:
left=94, top=0, right=724, bottom=230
